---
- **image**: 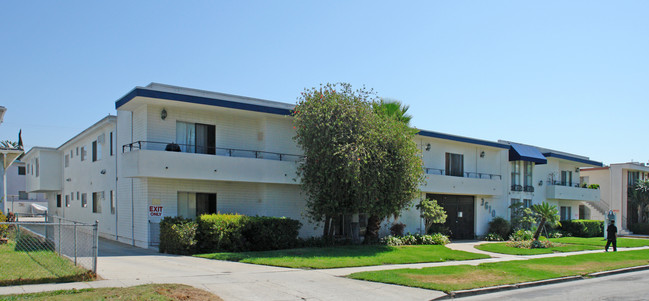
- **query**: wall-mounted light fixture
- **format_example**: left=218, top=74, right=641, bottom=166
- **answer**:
left=575, top=167, right=579, bottom=173
left=538, top=180, right=543, bottom=186
left=66, top=178, right=71, bottom=182
left=480, top=151, right=485, bottom=158
left=100, top=169, right=106, bottom=175
left=425, top=143, right=431, bottom=151
left=161, top=108, right=168, bottom=120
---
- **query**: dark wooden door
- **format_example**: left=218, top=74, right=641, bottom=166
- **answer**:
left=428, top=194, right=475, bottom=239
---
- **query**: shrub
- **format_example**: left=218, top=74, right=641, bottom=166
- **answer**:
left=559, top=220, right=603, bottom=237
left=506, top=239, right=553, bottom=249
left=487, top=217, right=511, bottom=239
left=588, top=184, right=600, bottom=189
left=630, top=223, right=649, bottom=235
left=380, top=233, right=449, bottom=246
left=197, top=214, right=301, bottom=252
left=509, top=229, right=534, bottom=241
left=427, top=223, right=452, bottom=236
left=159, top=216, right=198, bottom=255
left=484, top=233, right=504, bottom=241
left=389, top=223, right=407, bottom=236
left=0, top=211, right=7, bottom=238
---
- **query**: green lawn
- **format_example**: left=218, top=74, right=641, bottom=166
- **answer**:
left=196, top=245, right=489, bottom=269
left=0, top=238, right=93, bottom=286
left=0, top=284, right=222, bottom=301
left=550, top=237, right=649, bottom=247
left=349, top=249, right=649, bottom=292
left=475, top=242, right=600, bottom=255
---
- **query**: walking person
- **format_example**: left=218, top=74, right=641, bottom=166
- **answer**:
left=605, top=220, right=617, bottom=252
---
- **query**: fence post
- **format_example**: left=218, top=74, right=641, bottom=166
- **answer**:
left=74, top=223, right=78, bottom=266
left=58, top=218, right=61, bottom=255
left=92, top=220, right=99, bottom=274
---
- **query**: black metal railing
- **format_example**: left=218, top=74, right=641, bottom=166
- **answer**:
left=524, top=185, right=535, bottom=192
left=511, top=184, right=523, bottom=192
left=122, top=141, right=304, bottom=162
left=547, top=181, right=584, bottom=188
left=424, top=167, right=501, bottom=180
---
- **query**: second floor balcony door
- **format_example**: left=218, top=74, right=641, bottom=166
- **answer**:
left=177, top=121, right=215, bottom=154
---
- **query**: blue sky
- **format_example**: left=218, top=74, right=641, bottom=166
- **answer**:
left=1, top=1, right=647, bottom=165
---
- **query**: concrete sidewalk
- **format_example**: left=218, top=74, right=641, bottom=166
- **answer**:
left=1, top=240, right=648, bottom=301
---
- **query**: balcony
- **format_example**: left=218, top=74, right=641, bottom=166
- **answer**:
left=121, top=141, right=302, bottom=184
left=422, top=167, right=503, bottom=196
left=545, top=181, right=599, bottom=202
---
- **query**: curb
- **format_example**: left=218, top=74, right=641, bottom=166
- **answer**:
left=433, top=265, right=649, bottom=299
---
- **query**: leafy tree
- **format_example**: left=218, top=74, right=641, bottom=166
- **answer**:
left=509, top=201, right=536, bottom=231
left=629, top=179, right=649, bottom=223
left=531, top=202, right=561, bottom=241
left=416, top=198, right=447, bottom=234
left=293, top=83, right=423, bottom=241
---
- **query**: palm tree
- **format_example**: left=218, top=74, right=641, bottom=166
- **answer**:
left=0, top=140, right=18, bottom=149
left=374, top=99, right=412, bottom=126
left=531, top=202, right=560, bottom=241
left=629, top=179, right=649, bottom=223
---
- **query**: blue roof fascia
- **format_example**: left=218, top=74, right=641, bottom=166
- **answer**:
left=115, top=88, right=294, bottom=116
left=417, top=130, right=509, bottom=149
left=509, top=143, right=547, bottom=165
left=542, top=152, right=603, bottom=167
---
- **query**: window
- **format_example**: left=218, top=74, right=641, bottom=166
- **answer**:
left=92, top=141, right=99, bottom=162
left=76, top=147, right=79, bottom=156
left=18, top=191, right=28, bottom=200
left=76, top=191, right=79, bottom=200
left=17, top=166, right=26, bottom=175
left=92, top=192, right=103, bottom=213
left=561, top=170, right=573, bottom=186
left=56, top=194, right=62, bottom=208
left=27, top=164, right=30, bottom=174
left=110, top=132, right=114, bottom=156
left=81, top=146, right=86, bottom=161
left=445, top=153, right=464, bottom=177
left=628, top=171, right=640, bottom=187
left=71, top=192, right=74, bottom=201
left=524, top=162, right=533, bottom=186
left=81, top=193, right=87, bottom=208
left=110, top=190, right=115, bottom=214
left=560, top=206, right=572, bottom=221
left=511, top=162, right=520, bottom=186
left=65, top=154, right=70, bottom=168
left=70, top=150, right=73, bottom=159
left=523, top=199, right=532, bottom=208
left=176, top=121, right=216, bottom=154
left=177, top=192, right=217, bottom=219
left=35, top=158, right=39, bottom=177
left=65, top=195, right=70, bottom=207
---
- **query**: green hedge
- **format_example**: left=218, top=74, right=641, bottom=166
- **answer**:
left=559, top=219, right=603, bottom=237
left=630, top=223, right=649, bottom=235
left=196, top=213, right=302, bottom=253
left=159, top=216, right=198, bottom=255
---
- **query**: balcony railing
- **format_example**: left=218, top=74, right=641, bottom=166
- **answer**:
left=511, top=184, right=523, bottom=192
left=424, top=167, right=502, bottom=180
left=547, top=181, right=583, bottom=188
left=122, top=141, right=304, bottom=162
left=524, top=185, right=535, bottom=192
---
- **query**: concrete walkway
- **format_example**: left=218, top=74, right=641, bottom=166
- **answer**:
left=1, top=240, right=649, bottom=300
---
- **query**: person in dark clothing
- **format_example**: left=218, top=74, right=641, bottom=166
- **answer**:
left=605, top=220, right=617, bottom=252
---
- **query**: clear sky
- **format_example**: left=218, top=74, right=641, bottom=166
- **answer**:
left=1, top=1, right=647, bottom=166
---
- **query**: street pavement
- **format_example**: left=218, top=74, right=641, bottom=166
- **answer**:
left=1, top=239, right=648, bottom=300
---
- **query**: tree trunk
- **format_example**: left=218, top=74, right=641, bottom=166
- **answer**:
left=533, top=218, right=546, bottom=241
left=363, top=215, right=382, bottom=244
left=322, top=216, right=331, bottom=238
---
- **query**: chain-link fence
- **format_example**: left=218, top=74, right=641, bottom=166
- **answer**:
left=0, top=216, right=98, bottom=277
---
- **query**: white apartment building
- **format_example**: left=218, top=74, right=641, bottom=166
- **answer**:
left=26, top=83, right=604, bottom=248
left=0, top=161, right=47, bottom=215
left=581, top=162, right=649, bottom=232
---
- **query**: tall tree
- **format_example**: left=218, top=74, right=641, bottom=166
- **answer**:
left=630, top=179, right=649, bottom=223
left=293, top=83, right=423, bottom=241
left=531, top=202, right=560, bottom=241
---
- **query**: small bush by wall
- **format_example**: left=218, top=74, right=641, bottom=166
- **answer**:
left=488, top=217, right=511, bottom=240
left=559, top=219, right=603, bottom=237
left=630, top=223, right=649, bottom=235
left=159, top=216, right=198, bottom=255
left=197, top=214, right=302, bottom=253
left=381, top=233, right=450, bottom=246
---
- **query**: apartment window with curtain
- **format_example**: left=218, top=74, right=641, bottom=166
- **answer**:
left=92, top=191, right=103, bottom=213
left=65, top=195, right=70, bottom=207
left=561, top=170, right=573, bottom=186
left=560, top=206, right=572, bottom=221
left=81, top=193, right=88, bottom=208
left=524, top=162, right=533, bottom=186
left=511, top=162, right=520, bottom=190
left=177, top=192, right=217, bottom=219
left=445, top=153, right=464, bottom=177
left=628, top=171, right=640, bottom=187
left=176, top=121, right=216, bottom=154
left=18, top=166, right=25, bottom=175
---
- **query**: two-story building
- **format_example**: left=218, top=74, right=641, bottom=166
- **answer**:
left=25, top=83, right=604, bottom=248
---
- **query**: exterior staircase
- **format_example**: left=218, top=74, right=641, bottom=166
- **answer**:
left=583, top=199, right=609, bottom=221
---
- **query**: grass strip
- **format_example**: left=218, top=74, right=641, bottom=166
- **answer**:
left=475, top=242, right=600, bottom=255
left=196, top=245, right=489, bottom=269
left=0, top=240, right=93, bottom=286
left=348, top=249, right=649, bottom=292
left=0, top=284, right=223, bottom=301
left=550, top=237, right=649, bottom=247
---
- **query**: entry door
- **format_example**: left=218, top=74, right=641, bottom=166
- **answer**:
left=429, top=194, right=475, bottom=239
